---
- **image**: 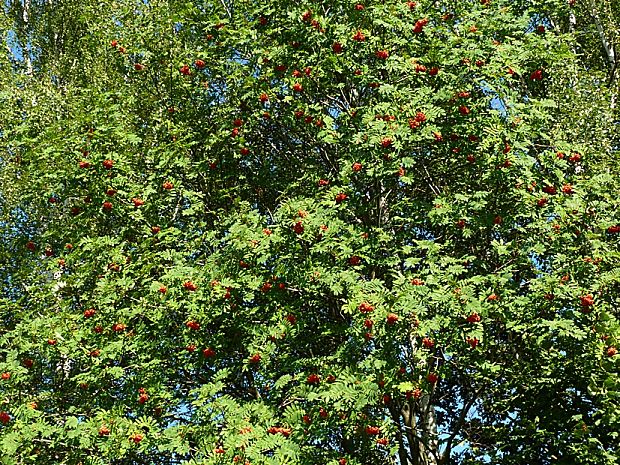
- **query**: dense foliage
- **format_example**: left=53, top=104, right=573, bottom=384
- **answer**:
left=1, top=0, right=619, bottom=464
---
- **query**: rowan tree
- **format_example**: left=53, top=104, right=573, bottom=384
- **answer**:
left=1, top=0, right=619, bottom=464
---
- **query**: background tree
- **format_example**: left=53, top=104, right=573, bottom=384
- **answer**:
left=1, top=0, right=619, bottom=464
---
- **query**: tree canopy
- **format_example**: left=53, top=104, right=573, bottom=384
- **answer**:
left=1, top=0, right=619, bottom=464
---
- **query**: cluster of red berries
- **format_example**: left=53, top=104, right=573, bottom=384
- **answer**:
left=413, top=18, right=428, bottom=33
left=359, top=302, right=374, bottom=314
left=267, top=426, right=291, bottom=437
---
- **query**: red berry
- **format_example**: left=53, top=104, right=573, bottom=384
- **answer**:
left=580, top=294, right=594, bottom=309
left=359, top=302, right=374, bottom=314
left=569, top=152, right=582, bottom=163
left=386, top=313, right=399, bottom=325
left=194, top=59, right=206, bottom=69
left=293, top=221, right=304, bottom=235
left=406, top=388, right=422, bottom=399
left=408, top=118, right=420, bottom=130
left=413, top=18, right=428, bottom=33
left=183, top=281, right=197, bottom=291
left=84, top=308, right=96, bottom=318
left=307, top=373, right=320, bottom=384
left=332, top=42, right=343, bottom=54
left=186, top=320, right=200, bottom=330
left=102, top=159, right=114, bottom=169
left=466, top=336, right=479, bottom=348
left=375, top=49, right=389, bottom=60
left=349, top=255, right=361, bottom=266
left=352, top=30, right=366, bottom=42
left=365, top=425, right=380, bottom=435
left=466, top=312, right=481, bottom=323
left=530, top=69, right=543, bottom=81
left=381, top=137, right=393, bottom=148
left=203, top=347, right=216, bottom=358
left=267, top=426, right=291, bottom=437
left=180, top=65, right=191, bottom=76
left=112, top=323, right=126, bottom=332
